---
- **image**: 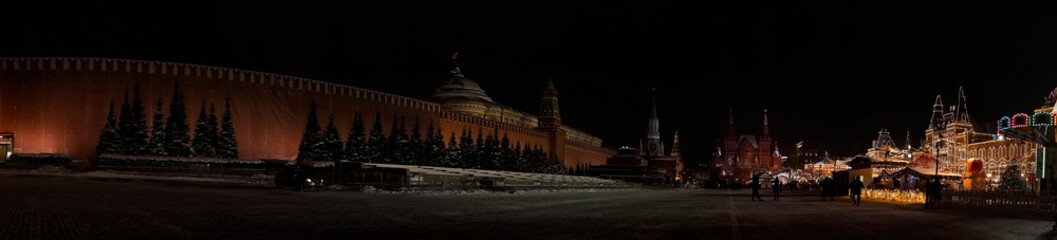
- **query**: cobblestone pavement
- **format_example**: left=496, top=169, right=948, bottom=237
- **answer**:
left=1, top=173, right=1054, bottom=240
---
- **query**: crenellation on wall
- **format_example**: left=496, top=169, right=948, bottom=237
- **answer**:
left=3, top=57, right=451, bottom=126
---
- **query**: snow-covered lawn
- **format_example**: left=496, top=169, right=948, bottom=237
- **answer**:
left=0, top=168, right=271, bottom=185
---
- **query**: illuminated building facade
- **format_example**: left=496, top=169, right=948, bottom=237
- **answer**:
left=787, top=140, right=822, bottom=170
left=712, top=108, right=783, bottom=183
left=918, top=86, right=1039, bottom=189
left=923, top=87, right=1002, bottom=175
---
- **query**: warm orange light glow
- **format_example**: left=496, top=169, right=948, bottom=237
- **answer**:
left=863, top=189, right=925, bottom=204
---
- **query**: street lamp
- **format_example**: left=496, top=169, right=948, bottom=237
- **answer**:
left=934, top=133, right=946, bottom=177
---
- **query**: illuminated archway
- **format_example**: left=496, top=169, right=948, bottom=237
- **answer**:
left=1012, top=113, right=1029, bottom=128
left=1032, top=112, right=1052, bottom=126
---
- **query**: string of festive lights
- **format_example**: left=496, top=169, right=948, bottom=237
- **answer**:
left=999, top=116, right=1011, bottom=131
left=1011, top=113, right=1029, bottom=128
left=1030, top=112, right=1052, bottom=127
left=862, top=189, right=926, bottom=204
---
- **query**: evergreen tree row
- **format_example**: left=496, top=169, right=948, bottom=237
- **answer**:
left=296, top=101, right=566, bottom=174
left=96, top=83, right=239, bottom=158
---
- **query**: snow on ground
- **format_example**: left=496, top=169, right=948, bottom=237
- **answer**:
left=0, top=168, right=272, bottom=185
left=96, top=153, right=267, bottom=164
left=366, top=187, right=638, bottom=196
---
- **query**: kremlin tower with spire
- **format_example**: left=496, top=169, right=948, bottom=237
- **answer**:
left=586, top=88, right=682, bottom=183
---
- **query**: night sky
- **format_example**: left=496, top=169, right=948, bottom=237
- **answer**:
left=5, top=1, right=1057, bottom=162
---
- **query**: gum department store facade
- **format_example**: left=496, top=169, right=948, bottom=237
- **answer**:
left=896, top=87, right=1045, bottom=185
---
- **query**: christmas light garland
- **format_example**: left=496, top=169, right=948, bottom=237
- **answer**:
left=1030, top=112, right=1052, bottom=127
left=998, top=116, right=1011, bottom=131
left=1011, top=113, right=1029, bottom=128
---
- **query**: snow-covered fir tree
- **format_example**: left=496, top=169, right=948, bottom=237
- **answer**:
left=218, top=96, right=238, bottom=159
left=345, top=113, right=367, bottom=163
left=519, top=143, right=533, bottom=172
left=445, top=131, right=459, bottom=167
left=480, top=130, right=500, bottom=170
left=422, top=121, right=436, bottom=165
left=407, top=117, right=423, bottom=165
left=471, top=129, right=484, bottom=169
left=206, top=104, right=221, bottom=157
left=118, top=86, right=149, bottom=155
left=432, top=128, right=446, bottom=165
left=296, top=101, right=322, bottom=163
left=511, top=141, right=523, bottom=172
left=499, top=133, right=513, bottom=171
left=162, top=82, right=192, bottom=157
left=321, top=114, right=344, bottom=162
left=392, top=116, right=409, bottom=164
left=148, top=99, right=167, bottom=156
left=365, top=112, right=387, bottom=163
left=191, top=102, right=217, bottom=157
left=95, top=101, right=121, bottom=155
left=458, top=129, right=476, bottom=168
left=423, top=123, right=445, bottom=166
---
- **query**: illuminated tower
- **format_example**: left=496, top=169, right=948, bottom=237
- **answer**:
left=758, top=109, right=774, bottom=170
left=671, top=129, right=681, bottom=158
left=538, top=79, right=566, bottom=162
left=645, top=89, right=664, bottom=157
left=538, top=80, right=560, bottom=128
left=905, top=131, right=912, bottom=151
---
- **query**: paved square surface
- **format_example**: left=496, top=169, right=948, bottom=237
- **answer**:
left=0, top=173, right=1053, bottom=239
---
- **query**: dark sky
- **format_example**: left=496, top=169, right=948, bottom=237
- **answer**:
left=5, top=1, right=1057, bottom=161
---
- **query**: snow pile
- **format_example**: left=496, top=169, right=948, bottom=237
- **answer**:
left=79, top=171, right=253, bottom=183
left=366, top=187, right=636, bottom=196
left=294, top=161, right=334, bottom=167
left=0, top=169, right=260, bottom=184
left=352, top=185, right=378, bottom=193
left=10, top=153, right=71, bottom=158
left=97, top=154, right=264, bottom=164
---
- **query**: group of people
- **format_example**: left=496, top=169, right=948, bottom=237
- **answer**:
left=819, top=177, right=836, bottom=201
left=924, top=178, right=943, bottom=209
left=825, top=175, right=866, bottom=206
left=748, top=176, right=784, bottom=201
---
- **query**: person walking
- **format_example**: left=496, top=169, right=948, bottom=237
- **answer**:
left=750, top=174, right=763, bottom=201
left=928, top=178, right=942, bottom=209
left=924, top=177, right=933, bottom=209
left=772, top=177, right=782, bottom=200
left=850, top=175, right=864, bottom=206
left=826, top=177, right=836, bottom=201
left=820, top=177, right=830, bottom=201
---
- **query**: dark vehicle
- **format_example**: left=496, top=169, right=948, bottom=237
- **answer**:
left=274, top=165, right=325, bottom=191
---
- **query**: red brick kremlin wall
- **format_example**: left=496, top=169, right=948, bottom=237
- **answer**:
left=0, top=58, right=612, bottom=166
